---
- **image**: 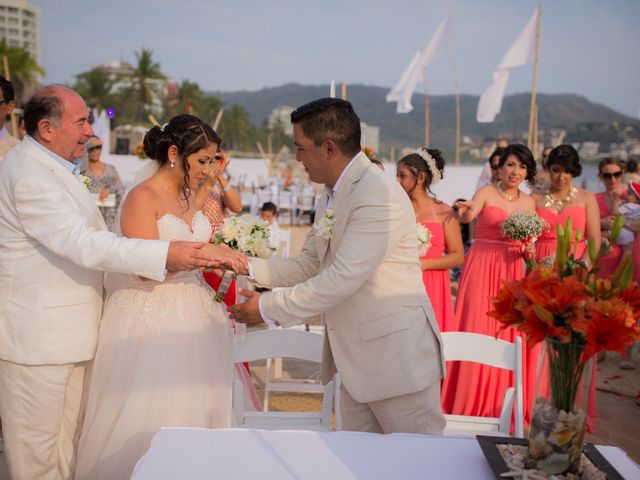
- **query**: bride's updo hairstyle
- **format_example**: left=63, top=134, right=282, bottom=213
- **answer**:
left=397, top=148, right=445, bottom=199
left=143, top=114, right=222, bottom=200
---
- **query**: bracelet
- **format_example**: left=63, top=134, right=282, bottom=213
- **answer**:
left=221, top=183, right=232, bottom=193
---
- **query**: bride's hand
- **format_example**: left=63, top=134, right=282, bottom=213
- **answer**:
left=201, top=243, right=248, bottom=274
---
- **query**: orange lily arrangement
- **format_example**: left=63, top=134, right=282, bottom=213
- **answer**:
left=489, top=216, right=639, bottom=412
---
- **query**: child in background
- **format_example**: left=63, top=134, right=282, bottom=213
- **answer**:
left=617, top=181, right=640, bottom=259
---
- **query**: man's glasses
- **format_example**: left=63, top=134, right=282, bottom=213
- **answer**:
left=89, top=145, right=103, bottom=151
left=601, top=171, right=622, bottom=180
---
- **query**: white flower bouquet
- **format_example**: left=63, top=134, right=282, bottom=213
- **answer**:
left=210, top=214, right=274, bottom=302
left=417, top=223, right=433, bottom=256
left=500, top=211, right=548, bottom=269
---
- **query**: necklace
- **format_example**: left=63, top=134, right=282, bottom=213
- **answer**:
left=497, top=181, right=519, bottom=202
left=544, top=186, right=577, bottom=210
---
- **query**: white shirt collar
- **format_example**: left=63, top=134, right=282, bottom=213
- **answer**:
left=26, top=135, right=79, bottom=175
left=326, top=152, right=361, bottom=209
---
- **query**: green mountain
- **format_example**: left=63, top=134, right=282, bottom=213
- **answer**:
left=213, top=83, right=640, bottom=151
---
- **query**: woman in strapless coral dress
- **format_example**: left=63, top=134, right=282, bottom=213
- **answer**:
left=396, top=149, right=464, bottom=333
left=441, top=144, right=542, bottom=426
left=532, top=145, right=601, bottom=429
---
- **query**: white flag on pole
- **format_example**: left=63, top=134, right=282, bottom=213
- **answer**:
left=477, top=6, right=540, bottom=123
left=329, top=80, right=336, bottom=98
left=386, top=13, right=452, bottom=114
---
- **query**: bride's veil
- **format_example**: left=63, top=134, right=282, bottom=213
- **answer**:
left=104, top=159, right=160, bottom=298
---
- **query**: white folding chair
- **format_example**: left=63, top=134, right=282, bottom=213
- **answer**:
left=232, top=329, right=338, bottom=431
left=276, top=191, right=295, bottom=225
left=274, top=228, right=292, bottom=258
left=297, top=192, right=315, bottom=224
left=441, top=332, right=524, bottom=438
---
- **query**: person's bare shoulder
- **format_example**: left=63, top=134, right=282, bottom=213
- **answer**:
left=121, top=180, right=162, bottom=214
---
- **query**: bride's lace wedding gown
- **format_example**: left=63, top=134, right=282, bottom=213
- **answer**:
left=76, top=211, right=233, bottom=480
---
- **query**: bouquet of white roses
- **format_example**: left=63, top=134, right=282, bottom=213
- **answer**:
left=210, top=215, right=274, bottom=302
left=500, top=211, right=548, bottom=269
left=417, top=223, right=432, bottom=256
left=212, top=214, right=274, bottom=259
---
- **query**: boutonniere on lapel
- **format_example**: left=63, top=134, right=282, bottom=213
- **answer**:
left=78, top=174, right=92, bottom=189
left=314, top=208, right=336, bottom=240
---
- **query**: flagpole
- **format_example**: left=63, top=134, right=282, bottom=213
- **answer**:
left=423, top=71, right=430, bottom=147
left=341, top=82, right=347, bottom=100
left=533, top=102, right=539, bottom=158
left=450, top=16, right=461, bottom=166
left=527, top=5, right=542, bottom=150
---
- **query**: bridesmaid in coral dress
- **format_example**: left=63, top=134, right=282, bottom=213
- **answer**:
left=533, top=145, right=600, bottom=263
left=595, top=157, right=627, bottom=279
left=532, top=145, right=601, bottom=430
left=396, top=148, right=464, bottom=332
left=440, top=144, right=539, bottom=425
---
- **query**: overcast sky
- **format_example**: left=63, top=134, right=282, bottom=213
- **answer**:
left=34, top=0, right=640, bottom=118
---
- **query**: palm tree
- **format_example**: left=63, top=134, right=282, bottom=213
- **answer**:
left=0, top=38, right=44, bottom=104
left=218, top=104, right=253, bottom=151
left=131, top=48, right=166, bottom=122
left=73, top=67, right=115, bottom=110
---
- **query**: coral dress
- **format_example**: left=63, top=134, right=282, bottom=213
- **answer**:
left=420, top=221, right=455, bottom=332
left=536, top=205, right=587, bottom=262
left=441, top=206, right=542, bottom=426
left=595, top=191, right=626, bottom=278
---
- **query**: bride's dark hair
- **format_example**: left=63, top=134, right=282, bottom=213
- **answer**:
left=143, top=114, right=222, bottom=204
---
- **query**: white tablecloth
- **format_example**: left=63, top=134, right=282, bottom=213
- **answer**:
left=131, top=428, right=640, bottom=480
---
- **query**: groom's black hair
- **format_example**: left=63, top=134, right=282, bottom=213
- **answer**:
left=290, top=98, right=361, bottom=157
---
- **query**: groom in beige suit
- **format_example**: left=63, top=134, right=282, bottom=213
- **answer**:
left=0, top=85, right=243, bottom=480
left=232, top=98, right=446, bottom=434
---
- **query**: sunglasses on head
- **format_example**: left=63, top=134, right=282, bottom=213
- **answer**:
left=601, top=171, right=622, bottom=180
left=89, top=145, right=103, bottom=151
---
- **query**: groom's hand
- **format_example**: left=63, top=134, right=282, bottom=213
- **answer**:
left=228, top=289, right=264, bottom=326
left=166, top=241, right=221, bottom=272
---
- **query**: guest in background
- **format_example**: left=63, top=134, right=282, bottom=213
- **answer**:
left=441, top=144, right=540, bottom=426
left=396, top=148, right=463, bottom=332
left=370, top=158, right=385, bottom=171
left=532, top=146, right=553, bottom=195
left=450, top=198, right=471, bottom=283
left=623, top=158, right=640, bottom=187
left=80, top=135, right=125, bottom=231
left=595, top=157, right=627, bottom=279
left=475, top=146, right=505, bottom=191
left=198, top=150, right=262, bottom=412
left=0, top=75, right=20, bottom=161
left=200, top=150, right=243, bottom=303
left=260, top=201, right=286, bottom=252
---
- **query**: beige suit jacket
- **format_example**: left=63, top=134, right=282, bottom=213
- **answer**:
left=251, top=153, right=445, bottom=403
left=0, top=132, right=20, bottom=161
left=0, top=139, right=168, bottom=365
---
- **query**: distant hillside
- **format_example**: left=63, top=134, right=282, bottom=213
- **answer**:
left=213, top=83, right=640, bottom=151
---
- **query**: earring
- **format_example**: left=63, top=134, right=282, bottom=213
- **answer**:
left=170, top=162, right=175, bottom=169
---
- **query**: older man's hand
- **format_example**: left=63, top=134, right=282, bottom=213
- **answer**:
left=228, top=289, right=265, bottom=326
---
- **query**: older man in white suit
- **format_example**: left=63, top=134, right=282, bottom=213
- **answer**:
left=0, top=85, right=243, bottom=480
left=231, top=98, right=445, bottom=434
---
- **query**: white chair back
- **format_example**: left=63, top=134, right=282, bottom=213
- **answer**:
left=232, top=329, right=337, bottom=431
left=441, top=332, right=524, bottom=438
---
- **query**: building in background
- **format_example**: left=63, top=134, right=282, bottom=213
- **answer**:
left=0, top=0, right=40, bottom=62
left=361, top=122, right=380, bottom=154
left=269, top=106, right=294, bottom=136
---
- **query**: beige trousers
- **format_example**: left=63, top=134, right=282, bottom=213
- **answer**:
left=0, top=359, right=87, bottom=480
left=339, top=381, right=446, bottom=435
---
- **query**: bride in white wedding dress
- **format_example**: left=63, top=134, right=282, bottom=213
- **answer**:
left=75, top=115, right=246, bottom=480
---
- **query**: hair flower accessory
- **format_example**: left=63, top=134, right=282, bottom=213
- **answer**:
left=160, top=123, right=169, bottom=132
left=416, top=148, right=442, bottom=185
left=314, top=208, right=336, bottom=240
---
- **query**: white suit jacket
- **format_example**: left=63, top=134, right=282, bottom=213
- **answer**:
left=0, top=139, right=168, bottom=365
left=251, top=153, right=445, bottom=403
